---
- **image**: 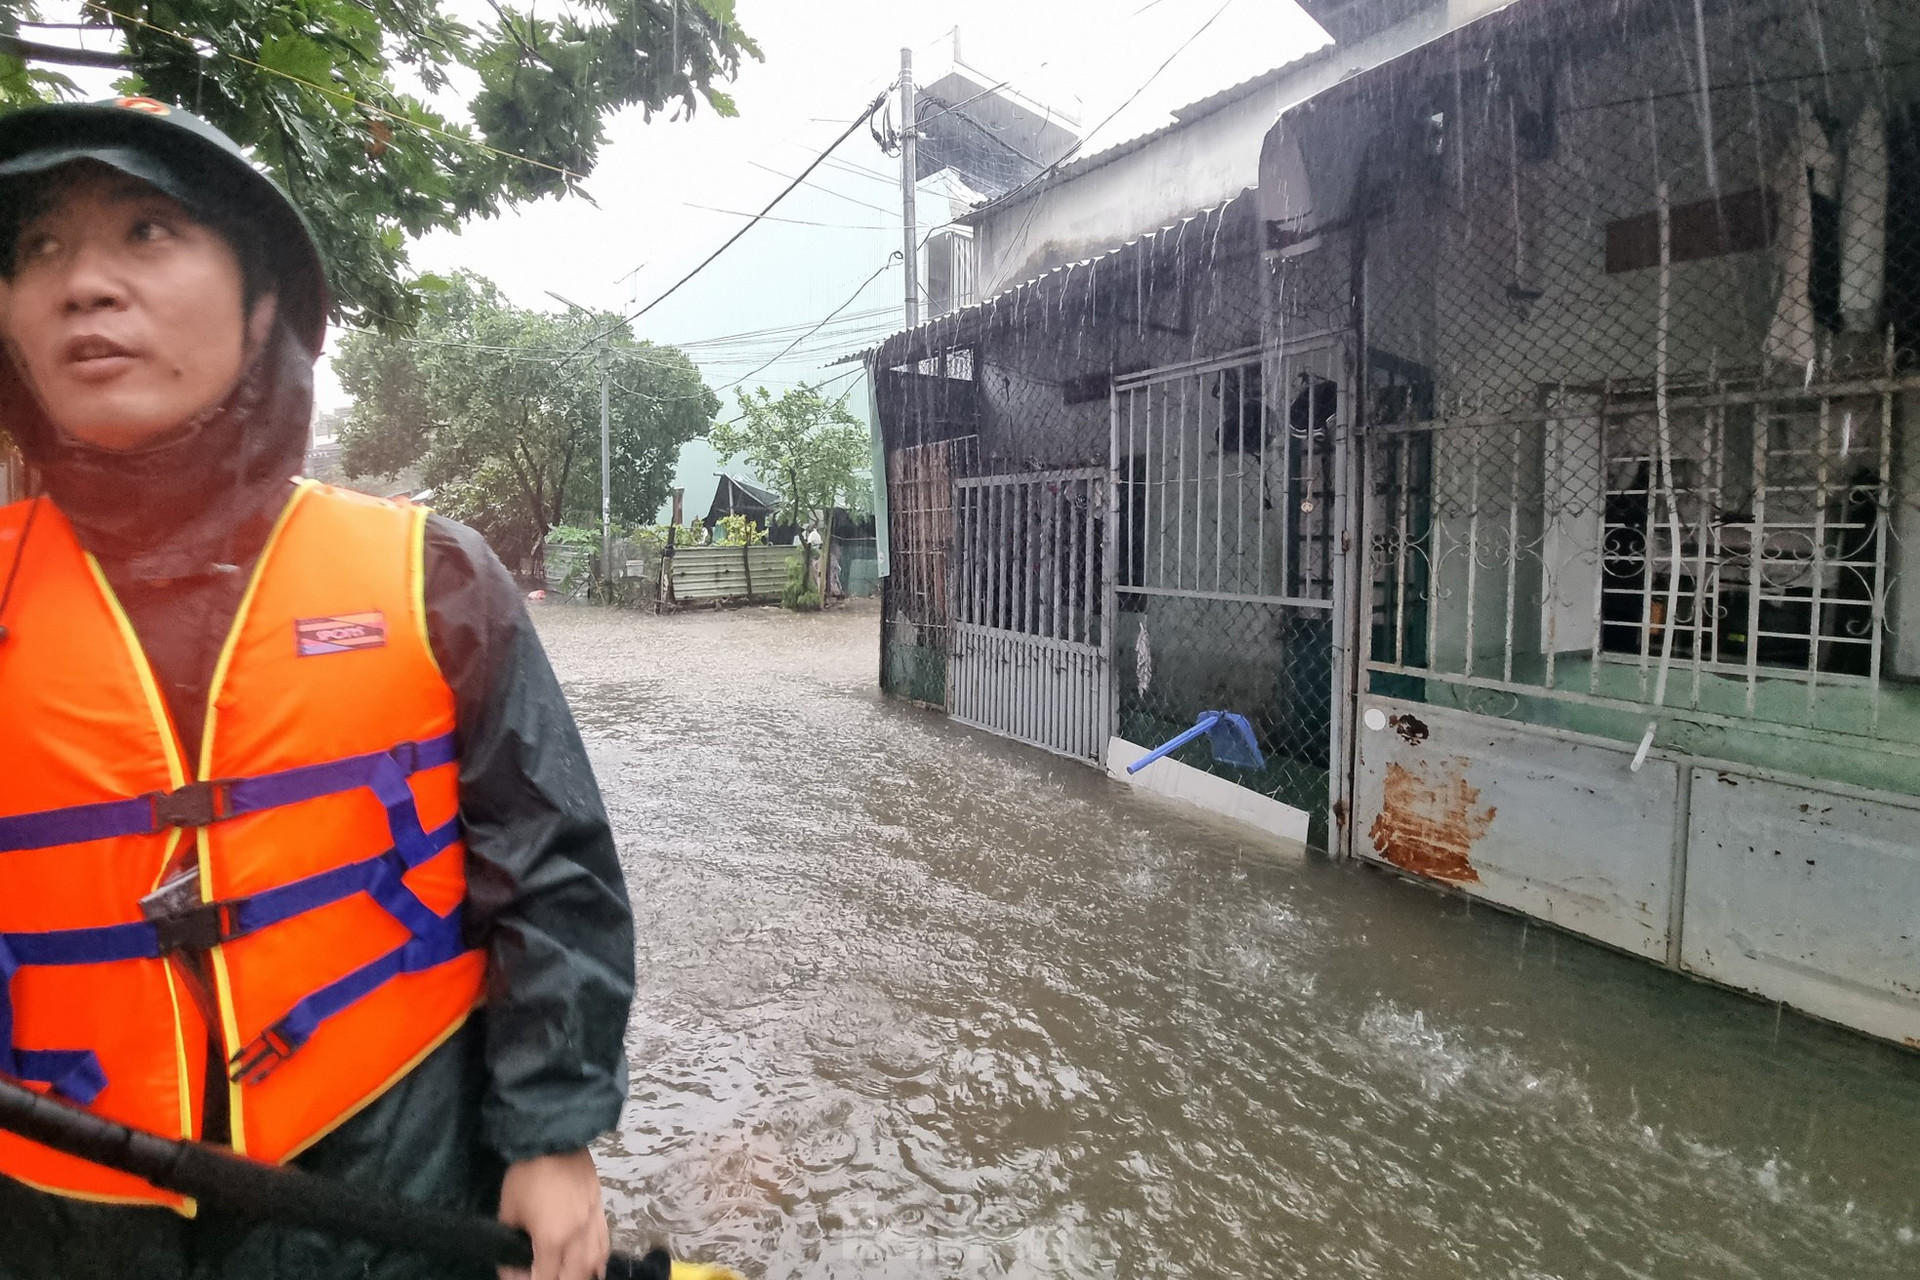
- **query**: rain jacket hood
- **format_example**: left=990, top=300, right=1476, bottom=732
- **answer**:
left=0, top=315, right=314, bottom=582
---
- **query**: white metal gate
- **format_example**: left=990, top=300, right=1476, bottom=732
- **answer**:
left=949, top=468, right=1114, bottom=760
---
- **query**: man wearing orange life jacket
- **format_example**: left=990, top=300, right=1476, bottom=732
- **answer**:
left=0, top=99, right=635, bottom=1280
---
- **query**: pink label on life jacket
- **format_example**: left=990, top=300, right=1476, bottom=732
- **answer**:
left=295, top=612, right=387, bottom=656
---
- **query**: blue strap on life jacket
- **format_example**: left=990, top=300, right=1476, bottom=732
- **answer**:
left=0, top=734, right=457, bottom=855
left=0, top=733, right=462, bottom=1102
left=228, top=905, right=471, bottom=1087
left=0, top=937, right=110, bottom=1105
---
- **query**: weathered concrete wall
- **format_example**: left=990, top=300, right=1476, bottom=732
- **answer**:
left=969, top=0, right=1533, bottom=298
left=1355, top=695, right=1920, bottom=1049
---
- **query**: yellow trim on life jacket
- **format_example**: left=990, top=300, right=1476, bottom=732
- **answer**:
left=408, top=502, right=444, bottom=683
left=279, top=1002, right=479, bottom=1165
left=195, top=480, right=312, bottom=1158
left=158, top=959, right=200, bottom=1219
left=80, top=548, right=200, bottom=1213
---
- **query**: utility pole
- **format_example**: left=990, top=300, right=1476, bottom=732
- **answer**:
left=899, top=47, right=919, bottom=330
left=597, top=344, right=613, bottom=601
left=546, top=290, right=616, bottom=602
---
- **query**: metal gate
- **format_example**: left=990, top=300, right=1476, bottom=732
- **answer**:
left=948, top=468, right=1115, bottom=760
left=1108, top=341, right=1348, bottom=838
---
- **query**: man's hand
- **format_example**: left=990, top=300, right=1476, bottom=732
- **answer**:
left=497, top=1149, right=611, bottom=1280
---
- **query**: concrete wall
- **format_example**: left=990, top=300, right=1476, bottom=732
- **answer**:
left=968, top=0, right=1533, bottom=298
left=1356, top=695, right=1920, bottom=1049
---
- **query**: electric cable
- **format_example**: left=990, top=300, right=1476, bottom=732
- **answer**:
left=552, top=89, right=892, bottom=365
left=714, top=251, right=903, bottom=393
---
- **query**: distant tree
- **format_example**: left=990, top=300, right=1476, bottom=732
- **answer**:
left=335, top=272, right=716, bottom=573
left=708, top=383, right=869, bottom=580
left=0, top=0, right=758, bottom=327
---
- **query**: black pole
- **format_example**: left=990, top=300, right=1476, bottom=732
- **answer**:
left=0, top=1077, right=670, bottom=1280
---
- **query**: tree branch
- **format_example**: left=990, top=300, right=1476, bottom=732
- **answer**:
left=0, top=34, right=128, bottom=69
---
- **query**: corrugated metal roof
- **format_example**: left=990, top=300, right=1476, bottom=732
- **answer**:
left=854, top=192, right=1251, bottom=369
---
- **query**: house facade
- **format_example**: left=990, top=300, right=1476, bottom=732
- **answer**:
left=869, top=0, right=1920, bottom=1048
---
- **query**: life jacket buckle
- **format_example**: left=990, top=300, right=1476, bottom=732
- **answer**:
left=150, top=901, right=241, bottom=955
left=228, top=1022, right=299, bottom=1086
left=145, top=781, right=235, bottom=832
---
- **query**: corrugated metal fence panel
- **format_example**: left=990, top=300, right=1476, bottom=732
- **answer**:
left=670, top=545, right=798, bottom=602
left=1353, top=698, right=1680, bottom=961
left=1682, top=772, right=1920, bottom=1047
left=950, top=625, right=1109, bottom=762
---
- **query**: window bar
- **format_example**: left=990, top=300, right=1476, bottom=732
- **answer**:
left=1034, top=483, right=1046, bottom=640
left=1042, top=484, right=1055, bottom=641
left=1504, top=422, right=1521, bottom=683
left=970, top=479, right=982, bottom=633
left=973, top=480, right=985, bottom=633
left=1005, top=481, right=1017, bottom=636
left=1176, top=377, right=1189, bottom=592
left=1216, top=373, right=1226, bottom=593
left=1156, top=383, right=1168, bottom=590
left=1744, top=406, right=1768, bottom=718
left=953, top=486, right=966, bottom=631
left=975, top=486, right=988, bottom=630
left=1543, top=389, right=1566, bottom=693
left=1465, top=455, right=1482, bottom=679
left=1194, top=373, right=1206, bottom=592
left=1869, top=385, right=1893, bottom=735
left=996, top=481, right=1009, bottom=633
left=1236, top=367, right=1247, bottom=594
left=1125, top=389, right=1137, bottom=595
left=1804, top=396, right=1833, bottom=722
left=1073, top=478, right=1086, bottom=645
left=1076, top=477, right=1089, bottom=645
left=1026, top=486, right=1038, bottom=641
left=1051, top=485, right=1064, bottom=642
left=966, top=487, right=978, bottom=631
left=958, top=488, right=971, bottom=629
left=1260, top=351, right=1273, bottom=596
left=1589, top=385, right=1614, bottom=697
left=1082, top=475, right=1098, bottom=644
left=1023, top=482, right=1035, bottom=637
left=1396, top=434, right=1412, bottom=669
left=1036, top=479, right=1052, bottom=640
left=1690, top=388, right=1722, bottom=708
left=1302, top=365, right=1319, bottom=597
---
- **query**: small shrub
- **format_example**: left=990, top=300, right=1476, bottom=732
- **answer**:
left=715, top=514, right=766, bottom=547
left=781, top=553, right=821, bottom=611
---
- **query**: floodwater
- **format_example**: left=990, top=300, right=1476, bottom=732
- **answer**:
left=536, top=601, right=1920, bottom=1280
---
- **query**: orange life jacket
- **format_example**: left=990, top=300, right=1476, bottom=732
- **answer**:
left=0, top=481, right=486, bottom=1211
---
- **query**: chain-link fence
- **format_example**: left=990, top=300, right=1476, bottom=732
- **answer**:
left=1353, top=0, right=1920, bottom=795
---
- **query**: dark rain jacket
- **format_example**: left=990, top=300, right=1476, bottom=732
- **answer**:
left=0, top=320, right=636, bottom=1280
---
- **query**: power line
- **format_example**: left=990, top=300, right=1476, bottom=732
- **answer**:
left=715, top=251, right=903, bottom=393
left=744, top=160, right=902, bottom=218
left=553, top=90, right=891, bottom=364
left=680, top=201, right=895, bottom=231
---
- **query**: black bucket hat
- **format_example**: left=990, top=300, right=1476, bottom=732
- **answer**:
left=0, top=96, right=329, bottom=356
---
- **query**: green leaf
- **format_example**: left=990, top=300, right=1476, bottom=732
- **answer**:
left=257, top=33, right=335, bottom=88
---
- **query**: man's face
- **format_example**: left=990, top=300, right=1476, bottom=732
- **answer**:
left=0, top=162, right=271, bottom=451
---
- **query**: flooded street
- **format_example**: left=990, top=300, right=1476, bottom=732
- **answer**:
left=537, top=602, right=1920, bottom=1280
